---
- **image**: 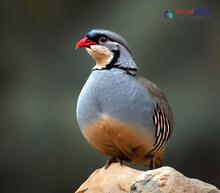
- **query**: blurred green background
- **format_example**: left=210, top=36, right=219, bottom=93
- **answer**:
left=0, top=0, right=219, bottom=193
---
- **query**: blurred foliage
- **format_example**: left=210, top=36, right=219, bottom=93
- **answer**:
left=0, top=0, right=220, bottom=193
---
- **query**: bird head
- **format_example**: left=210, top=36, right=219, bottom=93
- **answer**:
left=75, top=29, right=138, bottom=73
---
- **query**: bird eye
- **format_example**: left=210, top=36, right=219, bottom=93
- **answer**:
left=99, top=36, right=108, bottom=42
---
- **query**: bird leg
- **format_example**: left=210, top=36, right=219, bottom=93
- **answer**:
left=149, top=158, right=156, bottom=169
left=105, top=156, right=124, bottom=169
left=149, top=156, right=163, bottom=170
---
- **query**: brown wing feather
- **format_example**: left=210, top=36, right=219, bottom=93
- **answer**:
left=138, top=76, right=174, bottom=133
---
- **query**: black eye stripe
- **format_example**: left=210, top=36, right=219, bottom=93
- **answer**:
left=86, top=33, right=104, bottom=42
left=86, top=32, right=112, bottom=43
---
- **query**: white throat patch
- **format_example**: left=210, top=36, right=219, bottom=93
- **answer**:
left=86, top=45, right=114, bottom=69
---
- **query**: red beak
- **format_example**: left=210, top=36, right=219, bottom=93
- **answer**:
left=75, top=37, right=97, bottom=49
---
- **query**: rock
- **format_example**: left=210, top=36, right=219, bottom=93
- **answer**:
left=130, top=166, right=219, bottom=193
left=75, top=163, right=219, bottom=193
left=75, top=163, right=142, bottom=193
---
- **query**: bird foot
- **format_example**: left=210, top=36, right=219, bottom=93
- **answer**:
left=105, top=156, right=124, bottom=169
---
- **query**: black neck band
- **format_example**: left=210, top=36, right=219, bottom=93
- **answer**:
left=108, top=50, right=120, bottom=66
left=92, top=49, right=137, bottom=75
left=92, top=64, right=137, bottom=76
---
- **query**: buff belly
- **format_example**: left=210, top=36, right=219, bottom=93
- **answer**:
left=82, top=114, right=164, bottom=166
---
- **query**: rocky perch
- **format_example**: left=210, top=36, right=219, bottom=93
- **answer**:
left=75, top=163, right=219, bottom=193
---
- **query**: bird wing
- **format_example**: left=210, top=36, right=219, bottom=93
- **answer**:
left=138, top=76, right=174, bottom=152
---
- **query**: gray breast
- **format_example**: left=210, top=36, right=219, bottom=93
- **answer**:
left=76, top=68, right=156, bottom=132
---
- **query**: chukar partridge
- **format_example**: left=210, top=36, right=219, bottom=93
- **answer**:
left=75, top=29, right=174, bottom=169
